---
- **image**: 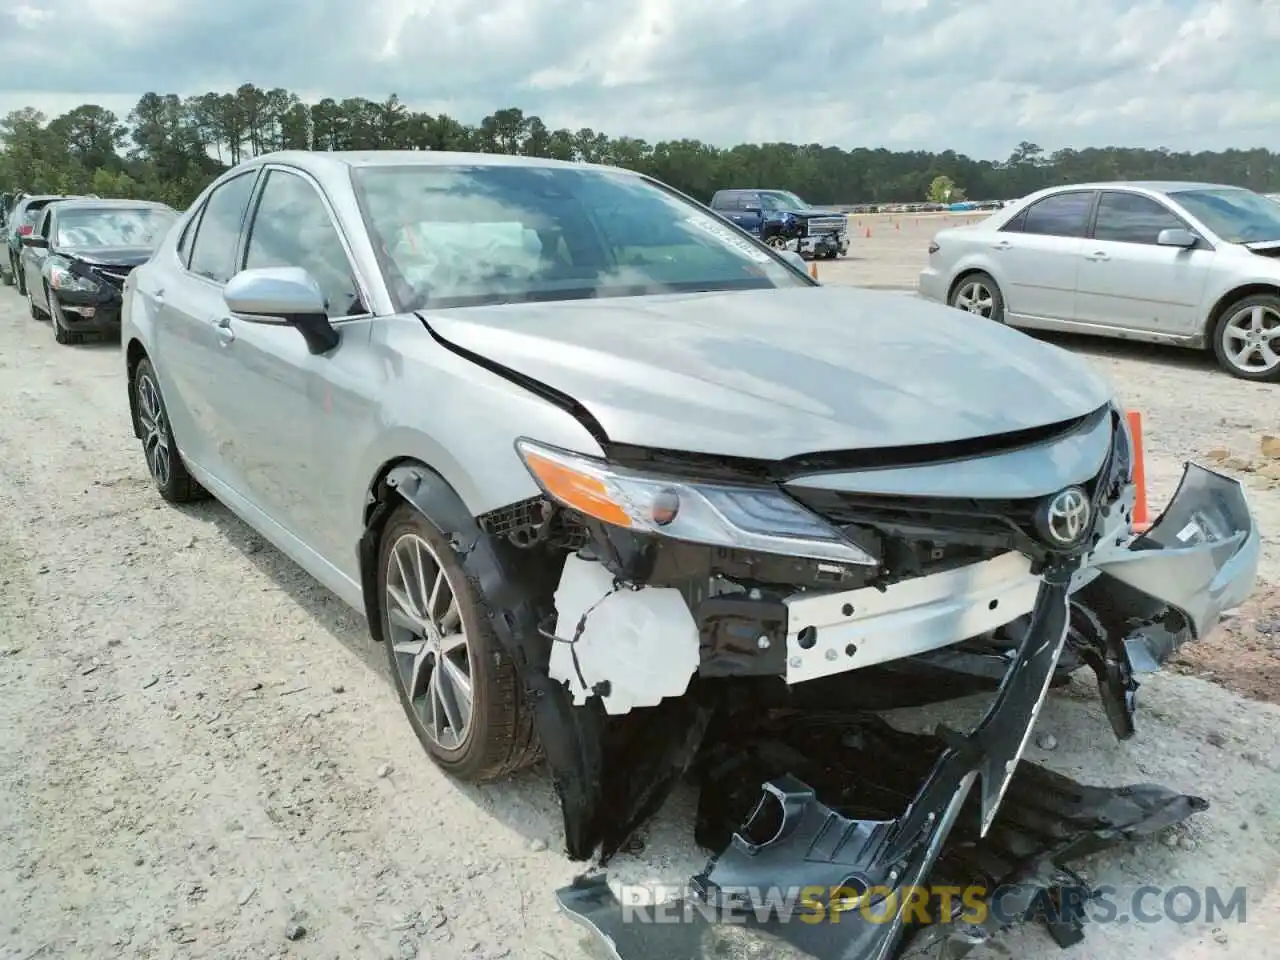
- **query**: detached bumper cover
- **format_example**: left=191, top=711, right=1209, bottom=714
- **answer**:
left=558, top=713, right=1207, bottom=960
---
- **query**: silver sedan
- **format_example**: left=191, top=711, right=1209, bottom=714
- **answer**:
left=918, top=180, right=1280, bottom=381
left=120, top=152, right=1258, bottom=883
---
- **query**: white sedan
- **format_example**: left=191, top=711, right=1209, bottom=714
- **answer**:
left=918, top=180, right=1280, bottom=381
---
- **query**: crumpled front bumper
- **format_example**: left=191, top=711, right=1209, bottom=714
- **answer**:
left=556, top=461, right=1258, bottom=960
left=1071, top=462, right=1259, bottom=739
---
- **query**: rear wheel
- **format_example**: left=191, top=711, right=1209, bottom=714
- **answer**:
left=949, top=271, right=1005, bottom=324
left=378, top=502, right=538, bottom=782
left=1, top=253, right=14, bottom=287
left=1212, top=294, right=1280, bottom=382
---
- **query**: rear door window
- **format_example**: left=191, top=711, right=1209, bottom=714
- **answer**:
left=186, top=172, right=258, bottom=283
left=1018, top=192, right=1096, bottom=238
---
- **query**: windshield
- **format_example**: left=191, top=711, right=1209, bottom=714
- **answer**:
left=56, top=207, right=176, bottom=248
left=353, top=164, right=809, bottom=311
left=1168, top=188, right=1280, bottom=244
left=761, top=191, right=809, bottom=211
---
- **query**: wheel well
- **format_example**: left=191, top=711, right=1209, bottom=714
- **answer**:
left=1203, top=284, right=1280, bottom=346
left=125, top=339, right=149, bottom=438
left=362, top=456, right=422, bottom=527
left=947, top=268, right=991, bottom=302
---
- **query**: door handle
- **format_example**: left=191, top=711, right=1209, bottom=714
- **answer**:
left=992, top=240, right=1010, bottom=250
left=213, top=315, right=235, bottom=345
left=1085, top=251, right=1109, bottom=261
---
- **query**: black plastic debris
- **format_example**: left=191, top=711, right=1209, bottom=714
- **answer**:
left=557, top=711, right=1206, bottom=960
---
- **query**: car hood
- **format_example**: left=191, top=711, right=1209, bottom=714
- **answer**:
left=419, top=286, right=1113, bottom=461
left=60, top=246, right=154, bottom=266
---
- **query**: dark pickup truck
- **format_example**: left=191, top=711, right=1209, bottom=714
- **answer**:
left=709, top=189, right=849, bottom=259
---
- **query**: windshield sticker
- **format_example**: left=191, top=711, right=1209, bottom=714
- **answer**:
left=684, top=215, right=773, bottom=263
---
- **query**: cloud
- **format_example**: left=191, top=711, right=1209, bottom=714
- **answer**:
left=0, top=0, right=1278, bottom=158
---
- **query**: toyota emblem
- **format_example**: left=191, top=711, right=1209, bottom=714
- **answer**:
left=1042, top=486, right=1091, bottom=546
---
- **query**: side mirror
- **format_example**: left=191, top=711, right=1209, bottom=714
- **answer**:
left=1156, top=227, right=1198, bottom=249
left=781, top=250, right=807, bottom=272
left=20, top=235, right=47, bottom=248
left=224, top=267, right=340, bottom=355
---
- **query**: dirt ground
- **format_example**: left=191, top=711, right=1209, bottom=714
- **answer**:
left=2, top=213, right=1279, bottom=960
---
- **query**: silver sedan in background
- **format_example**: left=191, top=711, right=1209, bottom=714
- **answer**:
left=918, top=180, right=1280, bottom=381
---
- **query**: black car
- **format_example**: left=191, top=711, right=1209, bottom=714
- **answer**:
left=20, top=199, right=178, bottom=344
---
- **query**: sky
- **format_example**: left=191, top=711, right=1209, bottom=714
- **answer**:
left=1, top=0, right=1278, bottom=160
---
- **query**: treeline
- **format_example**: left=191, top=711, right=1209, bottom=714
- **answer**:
left=2, top=82, right=1279, bottom=211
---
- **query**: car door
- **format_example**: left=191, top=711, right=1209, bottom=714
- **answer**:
left=217, top=165, right=375, bottom=560
left=991, top=190, right=1097, bottom=322
left=734, top=193, right=765, bottom=236
left=716, top=193, right=751, bottom=230
left=152, top=169, right=261, bottom=480
left=1074, top=190, right=1216, bottom=335
left=23, top=207, right=53, bottom=307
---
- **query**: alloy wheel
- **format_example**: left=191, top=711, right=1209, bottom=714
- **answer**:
left=135, top=372, right=172, bottom=488
left=385, top=533, right=474, bottom=751
left=954, top=280, right=994, bottom=317
left=766, top=236, right=788, bottom=249
left=1221, top=303, right=1280, bottom=375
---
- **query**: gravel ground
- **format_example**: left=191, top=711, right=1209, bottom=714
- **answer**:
left=1, top=224, right=1278, bottom=960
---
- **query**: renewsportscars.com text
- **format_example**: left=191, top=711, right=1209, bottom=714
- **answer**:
left=616, top=883, right=1248, bottom=927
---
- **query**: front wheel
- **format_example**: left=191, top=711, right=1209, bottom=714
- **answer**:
left=949, top=271, right=1006, bottom=323
left=1211, top=294, right=1280, bottom=382
left=132, top=357, right=208, bottom=502
left=27, top=287, right=48, bottom=321
left=378, top=503, right=538, bottom=782
left=49, top=294, right=81, bottom=345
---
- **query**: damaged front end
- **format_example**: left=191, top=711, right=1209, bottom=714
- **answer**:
left=489, top=404, right=1257, bottom=958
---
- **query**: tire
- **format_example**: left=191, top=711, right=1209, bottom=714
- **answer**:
left=1, top=254, right=13, bottom=286
left=132, top=356, right=208, bottom=502
left=1211, top=293, right=1280, bottom=382
left=949, top=271, right=1006, bottom=323
left=15, top=259, right=27, bottom=296
left=49, top=293, right=80, bottom=345
left=378, top=501, right=538, bottom=782
left=27, top=286, right=48, bottom=321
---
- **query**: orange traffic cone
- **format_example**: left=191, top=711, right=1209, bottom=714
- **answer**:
left=809, top=262, right=818, bottom=280
left=1126, top=410, right=1150, bottom=532
left=864, top=227, right=872, bottom=238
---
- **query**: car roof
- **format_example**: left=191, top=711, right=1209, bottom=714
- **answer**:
left=244, top=149, right=634, bottom=178
left=1039, top=180, right=1242, bottom=196
left=50, top=199, right=172, bottom=213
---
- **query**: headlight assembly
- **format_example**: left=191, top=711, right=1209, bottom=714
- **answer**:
left=515, top=438, right=877, bottom=566
left=50, top=265, right=100, bottom=295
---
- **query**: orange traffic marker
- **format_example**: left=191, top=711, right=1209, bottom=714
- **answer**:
left=864, top=227, right=872, bottom=238
left=1126, top=410, right=1150, bottom=532
left=895, top=222, right=900, bottom=231
left=809, top=262, right=818, bottom=280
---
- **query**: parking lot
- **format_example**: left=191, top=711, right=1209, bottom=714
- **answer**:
left=1, top=216, right=1279, bottom=960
